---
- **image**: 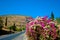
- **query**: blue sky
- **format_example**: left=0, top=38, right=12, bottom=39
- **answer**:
left=0, top=0, right=60, bottom=18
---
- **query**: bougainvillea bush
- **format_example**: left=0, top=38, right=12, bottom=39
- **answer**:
left=26, top=16, right=60, bottom=40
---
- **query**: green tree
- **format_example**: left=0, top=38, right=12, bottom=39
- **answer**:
left=56, top=18, right=60, bottom=24
left=22, top=25, right=26, bottom=30
left=9, top=23, right=16, bottom=31
left=0, top=17, right=3, bottom=30
left=8, top=26, right=12, bottom=32
left=5, top=17, right=7, bottom=26
left=51, top=12, right=54, bottom=21
left=12, top=23, right=16, bottom=31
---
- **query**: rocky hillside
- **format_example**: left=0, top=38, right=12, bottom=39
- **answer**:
left=0, top=15, right=31, bottom=29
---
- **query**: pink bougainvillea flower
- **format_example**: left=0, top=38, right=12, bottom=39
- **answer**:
left=41, top=23, right=45, bottom=28
left=40, top=16, right=47, bottom=22
left=29, top=21, right=34, bottom=26
left=29, top=25, right=33, bottom=32
left=39, top=22, right=45, bottom=28
left=34, top=19, right=39, bottom=24
left=49, top=22, right=55, bottom=28
left=26, top=16, right=58, bottom=40
left=46, top=19, right=51, bottom=23
left=44, top=28, right=49, bottom=30
left=49, top=30, right=57, bottom=40
left=26, top=23, right=29, bottom=32
left=28, top=17, right=34, bottom=21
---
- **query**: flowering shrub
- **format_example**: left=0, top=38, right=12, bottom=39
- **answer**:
left=26, top=16, right=60, bottom=40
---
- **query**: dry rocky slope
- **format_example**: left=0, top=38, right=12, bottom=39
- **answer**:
left=0, top=15, right=31, bottom=30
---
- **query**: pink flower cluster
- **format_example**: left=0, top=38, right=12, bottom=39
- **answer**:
left=26, top=16, right=58, bottom=40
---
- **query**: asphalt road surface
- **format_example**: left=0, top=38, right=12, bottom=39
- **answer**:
left=12, top=33, right=26, bottom=40
left=0, top=31, right=26, bottom=40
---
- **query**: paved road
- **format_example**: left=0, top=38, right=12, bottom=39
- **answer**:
left=0, top=31, right=25, bottom=40
left=12, top=33, right=26, bottom=40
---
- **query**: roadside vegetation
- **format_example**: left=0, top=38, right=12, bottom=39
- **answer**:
left=0, top=16, right=26, bottom=36
left=0, top=12, right=60, bottom=36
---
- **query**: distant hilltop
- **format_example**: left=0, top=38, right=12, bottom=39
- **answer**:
left=0, top=14, right=31, bottom=17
